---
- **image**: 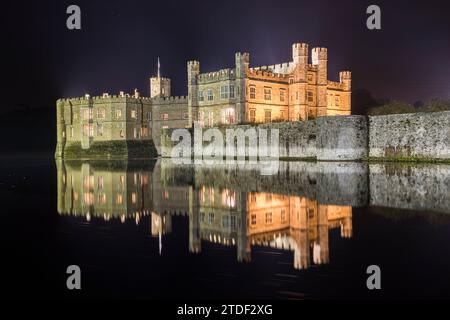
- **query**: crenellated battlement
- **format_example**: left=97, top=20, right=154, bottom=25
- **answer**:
left=197, top=68, right=236, bottom=83
left=152, top=95, right=188, bottom=105
left=327, top=81, right=345, bottom=90
left=312, top=47, right=328, bottom=62
left=247, top=68, right=289, bottom=82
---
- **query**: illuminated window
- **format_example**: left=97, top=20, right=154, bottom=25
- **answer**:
left=222, top=189, right=236, bottom=208
left=83, top=175, right=94, bottom=189
left=98, top=193, right=106, bottom=205
left=198, top=111, right=204, bottom=127
left=116, top=193, right=123, bottom=205
left=131, top=192, right=137, bottom=204
left=207, top=89, right=213, bottom=101
left=250, top=86, right=256, bottom=99
left=133, top=127, right=140, bottom=139
left=97, top=108, right=106, bottom=119
left=131, top=110, right=137, bottom=119
left=119, top=175, right=125, bottom=187
left=264, top=110, right=271, bottom=123
left=265, top=212, right=272, bottom=224
left=163, top=190, right=169, bottom=200
left=280, top=89, right=285, bottom=102
left=162, top=113, right=169, bottom=121
left=98, top=176, right=104, bottom=189
left=264, top=87, right=271, bottom=100
left=84, top=192, right=94, bottom=205
left=208, top=111, right=214, bottom=127
left=83, top=124, right=94, bottom=137
left=221, top=108, right=235, bottom=124
left=141, top=125, right=149, bottom=137
left=249, top=109, right=256, bottom=123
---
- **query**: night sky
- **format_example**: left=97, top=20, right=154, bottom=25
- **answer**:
left=2, top=0, right=450, bottom=115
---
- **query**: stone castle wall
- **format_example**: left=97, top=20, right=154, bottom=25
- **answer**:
left=160, top=111, right=449, bottom=161
left=368, top=111, right=450, bottom=160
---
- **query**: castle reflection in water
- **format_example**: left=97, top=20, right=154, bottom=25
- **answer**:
left=56, top=160, right=354, bottom=270
left=56, top=159, right=450, bottom=270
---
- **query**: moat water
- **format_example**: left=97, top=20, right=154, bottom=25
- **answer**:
left=1, top=156, right=450, bottom=299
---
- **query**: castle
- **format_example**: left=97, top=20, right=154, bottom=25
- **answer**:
left=55, top=43, right=351, bottom=158
left=56, top=159, right=352, bottom=270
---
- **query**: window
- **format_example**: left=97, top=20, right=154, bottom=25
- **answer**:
left=249, top=109, right=256, bottom=123
left=183, top=111, right=189, bottom=119
left=220, top=85, right=229, bottom=99
left=97, top=108, right=106, bottom=119
left=83, top=192, right=94, bottom=205
left=162, top=113, right=169, bottom=121
left=97, top=123, right=103, bottom=136
left=198, top=111, right=204, bottom=127
left=131, top=109, right=137, bottom=119
left=116, top=193, right=123, bottom=205
left=222, top=189, right=236, bottom=208
left=198, top=91, right=204, bottom=102
left=83, top=124, right=94, bottom=137
left=133, top=127, right=140, bottom=139
left=207, top=89, right=213, bottom=101
left=131, top=192, right=137, bottom=204
left=208, top=213, right=215, bottom=224
left=222, top=215, right=237, bottom=229
left=249, top=86, right=256, bottom=99
left=116, top=109, right=122, bottom=119
left=141, top=125, right=149, bottom=137
left=70, top=126, right=74, bottom=138
left=221, top=108, right=235, bottom=125
left=335, top=96, right=340, bottom=107
left=280, top=89, right=285, bottom=102
left=229, top=85, right=235, bottom=98
left=264, top=87, right=271, bottom=100
left=208, top=111, right=214, bottom=127
left=308, top=91, right=314, bottom=102
left=251, top=214, right=257, bottom=225
left=281, top=209, right=287, bottom=222
left=98, top=176, right=104, bottom=189
left=98, top=193, right=106, bottom=205
left=146, top=112, right=152, bottom=120
left=289, top=78, right=294, bottom=84
left=82, top=108, right=93, bottom=120
left=308, top=74, right=313, bottom=82
left=264, top=110, right=271, bottom=123
left=265, top=212, right=272, bottom=224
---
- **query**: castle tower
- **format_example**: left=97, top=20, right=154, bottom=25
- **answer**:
left=235, top=52, right=249, bottom=124
left=312, top=47, right=328, bottom=117
left=339, top=71, right=352, bottom=114
left=187, top=60, right=200, bottom=126
left=290, top=43, right=309, bottom=121
left=150, top=58, right=171, bottom=98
